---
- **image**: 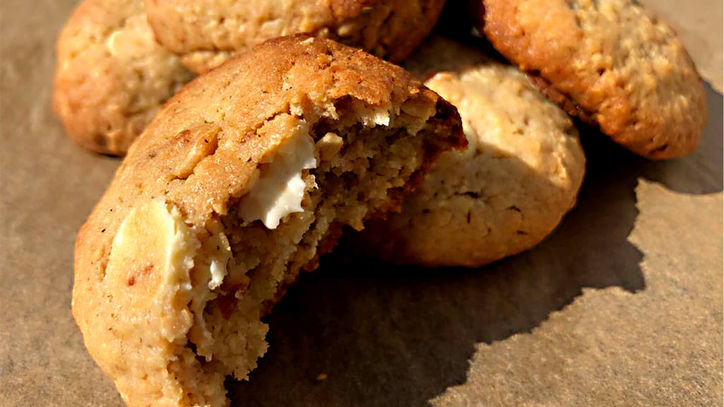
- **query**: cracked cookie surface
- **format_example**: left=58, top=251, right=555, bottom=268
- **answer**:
left=357, top=37, right=585, bottom=267
left=144, top=0, right=446, bottom=73
left=479, top=0, right=706, bottom=159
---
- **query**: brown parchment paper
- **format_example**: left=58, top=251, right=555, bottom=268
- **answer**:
left=0, top=1, right=721, bottom=406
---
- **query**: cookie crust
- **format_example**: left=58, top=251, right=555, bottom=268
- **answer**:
left=144, top=0, right=446, bottom=73
left=53, top=0, right=193, bottom=155
left=479, top=0, right=707, bottom=159
left=358, top=37, right=585, bottom=267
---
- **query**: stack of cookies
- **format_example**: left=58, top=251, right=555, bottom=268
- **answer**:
left=55, top=1, right=707, bottom=406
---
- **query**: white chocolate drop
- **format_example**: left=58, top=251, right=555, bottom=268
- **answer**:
left=237, top=132, right=317, bottom=229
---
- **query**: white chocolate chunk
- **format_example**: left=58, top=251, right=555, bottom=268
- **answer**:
left=316, top=132, right=344, bottom=161
left=105, top=200, right=199, bottom=341
left=105, top=15, right=155, bottom=59
left=108, top=200, right=197, bottom=291
left=206, top=232, right=231, bottom=290
left=371, top=109, right=391, bottom=126
left=359, top=107, right=390, bottom=127
left=237, top=132, right=317, bottom=229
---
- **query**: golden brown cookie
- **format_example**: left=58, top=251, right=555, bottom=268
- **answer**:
left=143, top=0, right=447, bottom=73
left=72, top=35, right=464, bottom=407
left=53, top=0, right=193, bottom=155
left=356, top=37, right=585, bottom=267
left=478, top=0, right=707, bottom=159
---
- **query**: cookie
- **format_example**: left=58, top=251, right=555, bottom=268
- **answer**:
left=53, top=0, right=193, bottom=155
left=356, top=36, right=585, bottom=267
left=478, top=0, right=707, bottom=159
left=72, top=35, right=464, bottom=407
left=143, top=0, right=447, bottom=73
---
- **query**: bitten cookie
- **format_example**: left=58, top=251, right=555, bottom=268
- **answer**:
left=143, top=0, right=447, bottom=73
left=53, top=0, right=193, bottom=155
left=356, top=37, right=585, bottom=267
left=72, top=35, right=464, bottom=407
left=478, top=0, right=707, bottom=159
